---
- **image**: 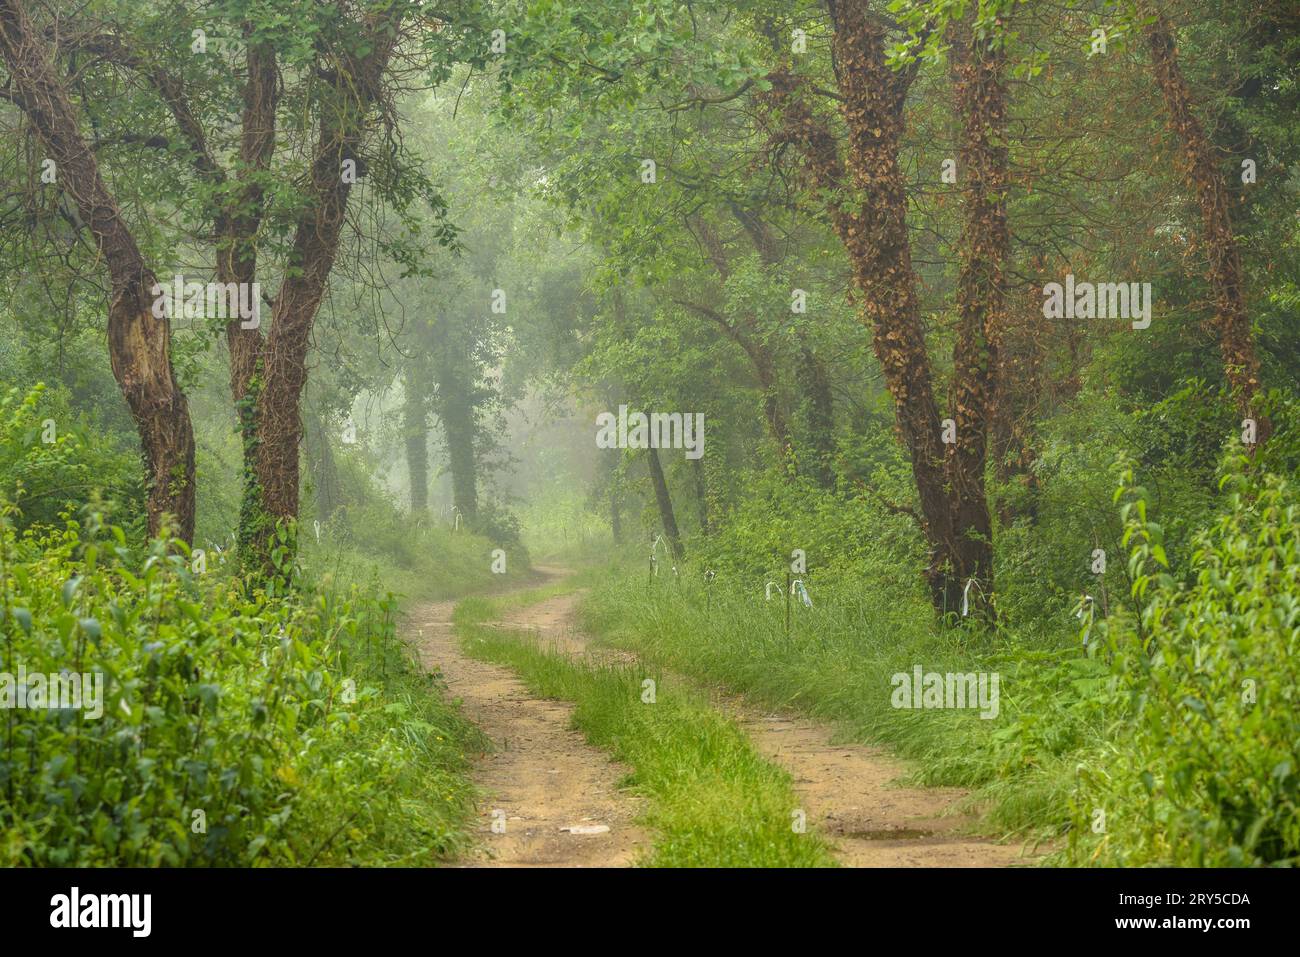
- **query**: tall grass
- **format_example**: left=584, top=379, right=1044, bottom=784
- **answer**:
left=578, top=560, right=1098, bottom=844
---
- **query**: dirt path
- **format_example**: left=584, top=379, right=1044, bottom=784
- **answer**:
left=410, top=588, right=647, bottom=867
left=507, top=587, right=1028, bottom=868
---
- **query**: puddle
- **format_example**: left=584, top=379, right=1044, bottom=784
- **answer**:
left=843, top=828, right=935, bottom=841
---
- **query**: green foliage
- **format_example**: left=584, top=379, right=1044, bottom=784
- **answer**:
left=1068, top=461, right=1300, bottom=866
left=690, top=468, right=925, bottom=595
left=469, top=499, right=524, bottom=548
left=0, top=512, right=480, bottom=866
left=0, top=384, right=142, bottom=536
left=995, top=386, right=1230, bottom=626
left=302, top=491, right=528, bottom=602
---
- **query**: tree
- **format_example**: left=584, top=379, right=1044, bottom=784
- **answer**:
left=33, top=3, right=472, bottom=578
left=646, top=446, right=684, bottom=560
left=0, top=0, right=196, bottom=540
left=1140, top=1, right=1269, bottom=439
left=404, top=357, right=430, bottom=514
left=755, top=0, right=1018, bottom=615
left=946, top=8, right=1012, bottom=613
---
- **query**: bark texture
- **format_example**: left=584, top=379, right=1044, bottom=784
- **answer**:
left=253, top=16, right=401, bottom=557
left=0, top=0, right=196, bottom=540
left=1143, top=5, right=1268, bottom=439
left=764, top=2, right=1011, bottom=613
left=946, top=15, right=1011, bottom=613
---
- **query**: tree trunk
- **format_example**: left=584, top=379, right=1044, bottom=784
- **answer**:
left=255, top=136, right=351, bottom=543
left=1143, top=5, right=1268, bottom=439
left=753, top=350, right=793, bottom=466
left=253, top=29, right=400, bottom=575
left=0, top=0, right=196, bottom=541
left=646, top=447, right=683, bottom=560
left=766, top=4, right=1012, bottom=615
left=992, top=279, right=1044, bottom=524
left=945, top=15, right=1011, bottom=616
left=691, top=455, right=710, bottom=534
left=827, top=7, right=953, bottom=609
left=220, top=40, right=277, bottom=555
left=438, top=366, right=478, bottom=526
left=220, top=40, right=277, bottom=407
left=766, top=9, right=954, bottom=609
left=404, top=364, right=429, bottom=515
left=797, top=344, right=836, bottom=490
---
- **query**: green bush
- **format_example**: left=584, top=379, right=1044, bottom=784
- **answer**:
left=1069, top=459, right=1300, bottom=865
left=0, top=509, right=480, bottom=866
left=994, top=387, right=1222, bottom=627
left=0, top=384, right=142, bottom=535
left=689, top=467, right=926, bottom=603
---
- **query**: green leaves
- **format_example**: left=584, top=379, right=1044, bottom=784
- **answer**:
left=1076, top=466, right=1300, bottom=866
left=0, top=508, right=475, bottom=866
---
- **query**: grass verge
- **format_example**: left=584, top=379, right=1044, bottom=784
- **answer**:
left=577, top=560, right=1085, bottom=854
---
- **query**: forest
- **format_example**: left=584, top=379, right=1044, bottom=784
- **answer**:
left=0, top=0, right=1296, bottom=889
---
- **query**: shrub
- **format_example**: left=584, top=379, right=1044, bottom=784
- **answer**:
left=0, top=384, right=142, bottom=535
left=1069, top=459, right=1300, bottom=865
left=0, top=509, right=479, bottom=866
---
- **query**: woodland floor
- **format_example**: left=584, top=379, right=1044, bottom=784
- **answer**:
left=412, top=566, right=1029, bottom=867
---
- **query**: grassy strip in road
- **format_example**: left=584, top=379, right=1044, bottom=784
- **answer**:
left=453, top=595, right=838, bottom=868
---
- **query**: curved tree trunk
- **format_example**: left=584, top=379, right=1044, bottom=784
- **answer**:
left=825, top=7, right=953, bottom=607
left=248, top=14, right=402, bottom=579
left=254, top=120, right=356, bottom=548
left=765, top=4, right=1011, bottom=615
left=766, top=8, right=954, bottom=609
left=0, top=0, right=195, bottom=541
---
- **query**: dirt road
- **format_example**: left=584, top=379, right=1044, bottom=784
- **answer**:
left=413, top=571, right=1027, bottom=867
left=411, top=594, right=647, bottom=867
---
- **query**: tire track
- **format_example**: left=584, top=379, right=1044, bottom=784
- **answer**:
left=507, top=584, right=1029, bottom=867
left=409, top=588, right=648, bottom=867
